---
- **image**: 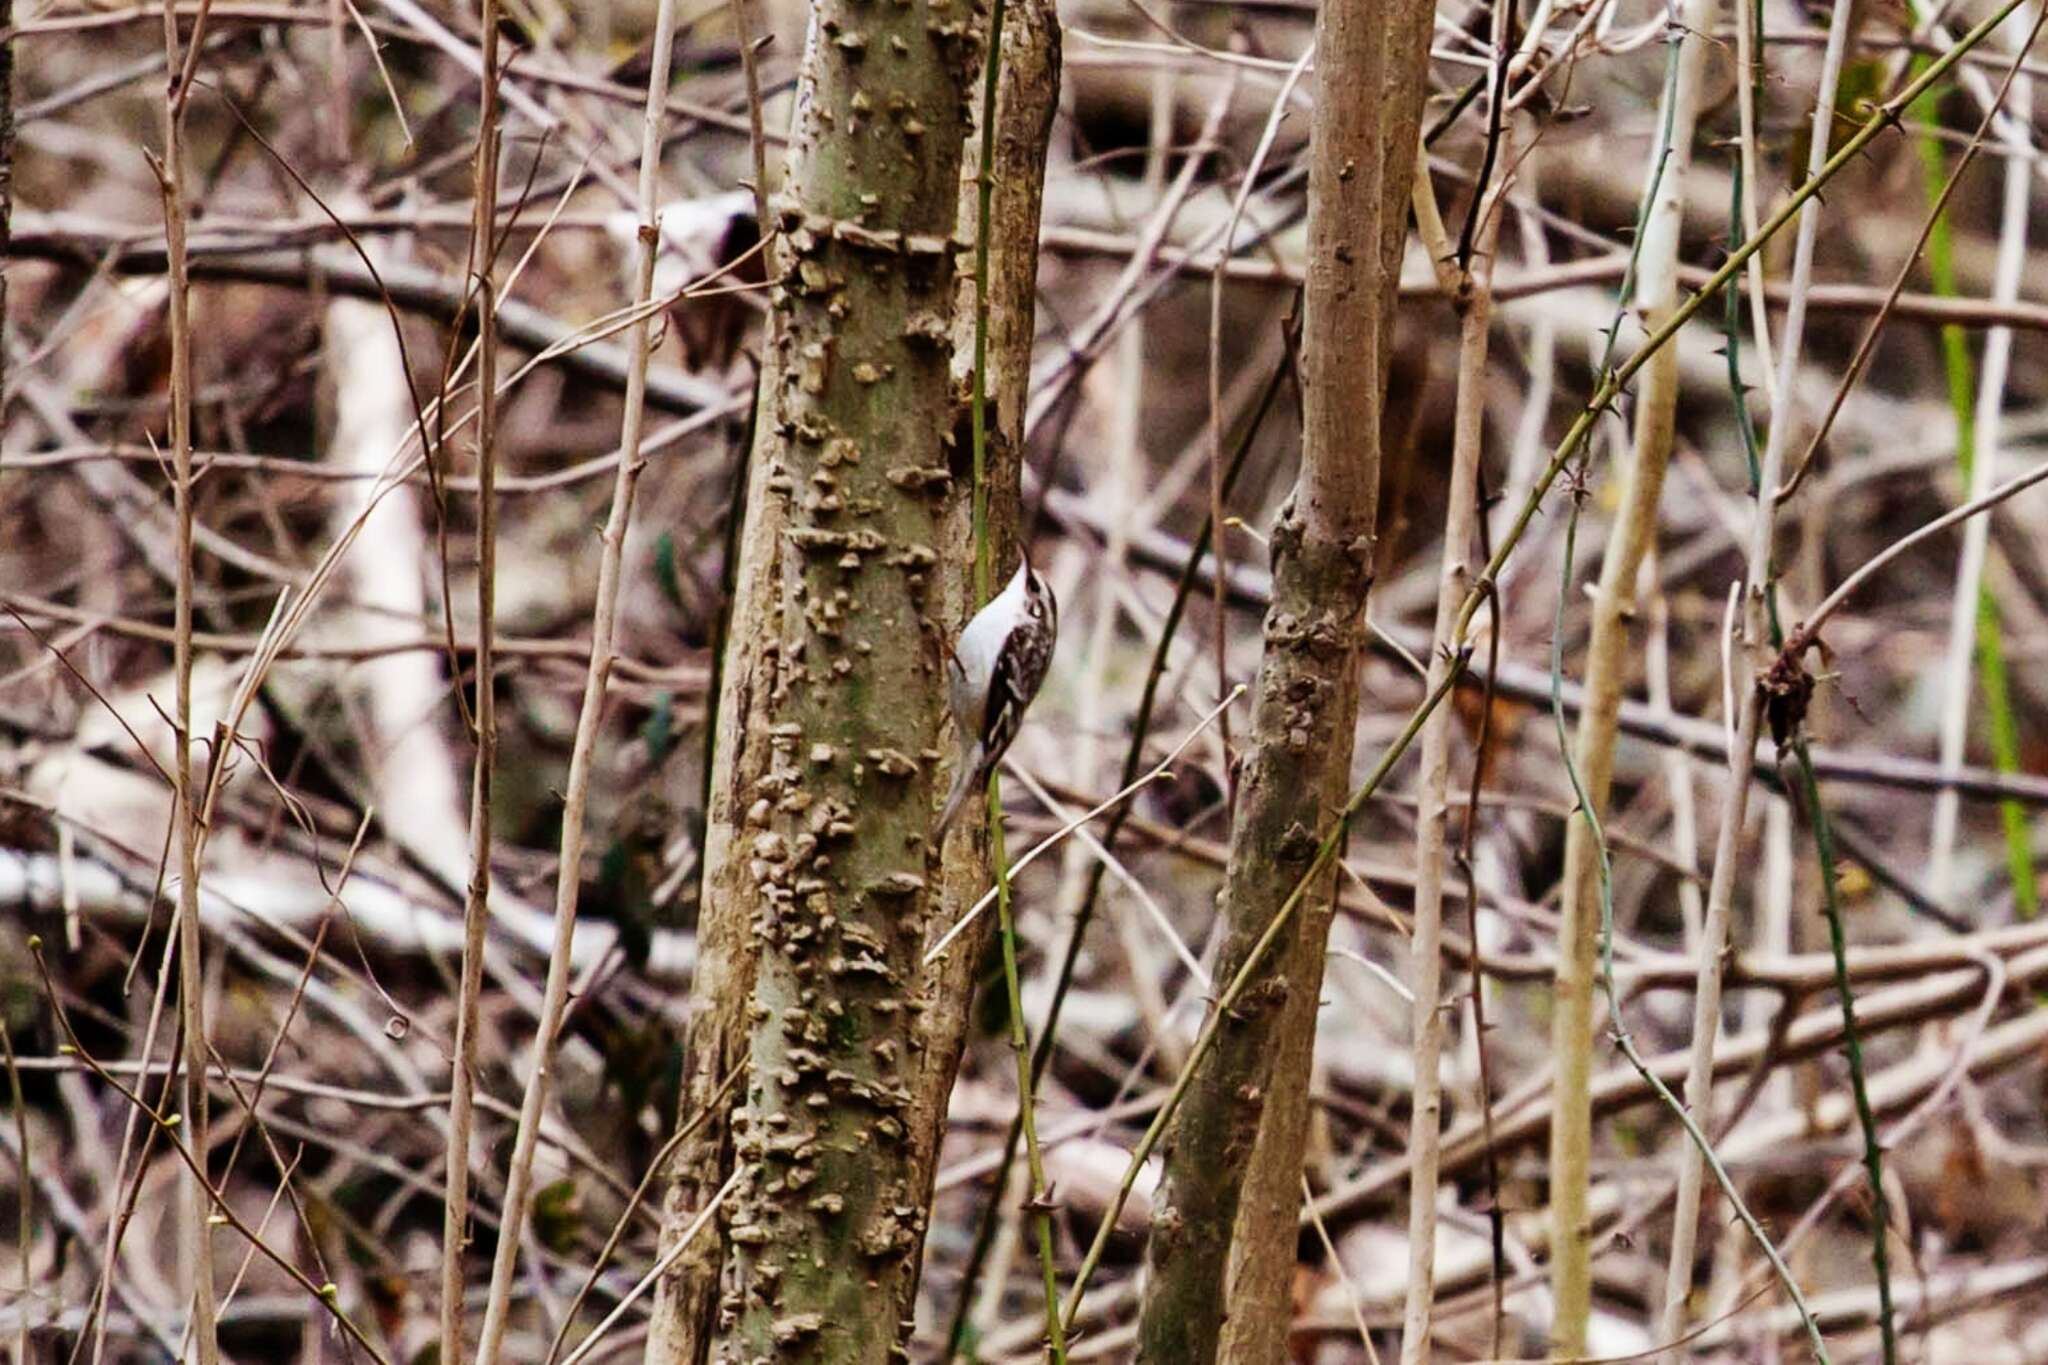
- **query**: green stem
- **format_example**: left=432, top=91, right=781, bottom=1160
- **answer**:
left=1909, top=58, right=2039, bottom=919
left=988, top=779, right=1066, bottom=1361
left=1788, top=739, right=1897, bottom=1363
left=943, top=344, right=1289, bottom=1357
left=1727, top=152, right=1897, bottom=1364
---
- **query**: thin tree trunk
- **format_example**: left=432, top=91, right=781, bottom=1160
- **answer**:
left=1393, top=120, right=1515, bottom=1365
left=1135, top=5, right=1434, bottom=1361
left=642, top=0, right=998, bottom=1357
left=1547, top=7, right=1716, bottom=1350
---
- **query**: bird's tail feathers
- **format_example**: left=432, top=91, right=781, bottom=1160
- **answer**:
left=934, top=745, right=985, bottom=838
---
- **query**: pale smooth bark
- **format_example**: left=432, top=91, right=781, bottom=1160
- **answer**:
left=1544, top=5, right=1717, bottom=1350
left=1397, top=122, right=1515, bottom=1365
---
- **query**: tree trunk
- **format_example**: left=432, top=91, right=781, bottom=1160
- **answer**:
left=1135, top=5, right=1435, bottom=1362
left=643, top=1, right=1057, bottom=1358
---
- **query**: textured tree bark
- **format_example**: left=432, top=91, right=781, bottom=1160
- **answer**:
left=1135, top=4, right=1435, bottom=1362
left=643, top=1, right=1057, bottom=1359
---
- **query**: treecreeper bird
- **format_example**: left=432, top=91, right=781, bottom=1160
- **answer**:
left=936, top=557, right=1059, bottom=836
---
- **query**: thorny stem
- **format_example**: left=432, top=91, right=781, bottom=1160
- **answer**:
left=1774, top=36, right=2042, bottom=1353
left=1786, top=448, right=2048, bottom=656
left=441, top=2, right=503, bottom=1360
left=470, top=0, right=682, bottom=1357
left=988, top=796, right=1066, bottom=1360
left=1788, top=736, right=1896, bottom=1362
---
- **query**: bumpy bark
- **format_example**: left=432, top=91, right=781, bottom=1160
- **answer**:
left=1134, top=4, right=1435, bottom=1362
left=642, top=0, right=1055, bottom=1359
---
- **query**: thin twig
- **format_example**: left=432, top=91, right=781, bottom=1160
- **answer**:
left=441, top=1, right=505, bottom=1358
left=924, top=687, right=1242, bottom=965
left=469, top=1, right=683, bottom=1358
left=1399, top=126, right=1510, bottom=1365
left=555, top=1168, right=743, bottom=1365
left=1786, top=452, right=2048, bottom=657
left=153, top=0, right=219, bottom=1355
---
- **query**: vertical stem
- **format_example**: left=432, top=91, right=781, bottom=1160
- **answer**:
left=442, top=10, right=502, bottom=1364
left=989, top=792, right=1066, bottom=1359
left=157, top=2, right=218, bottom=1360
left=1656, top=0, right=1859, bottom=1352
left=474, top=2, right=681, bottom=1358
left=1398, top=124, right=1511, bottom=1365
left=1788, top=745, right=1896, bottom=1363
left=1134, top=2, right=1433, bottom=1358
left=1548, top=8, right=1714, bottom=1350
left=1926, top=14, right=2033, bottom=906
left=964, top=0, right=1062, bottom=1353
